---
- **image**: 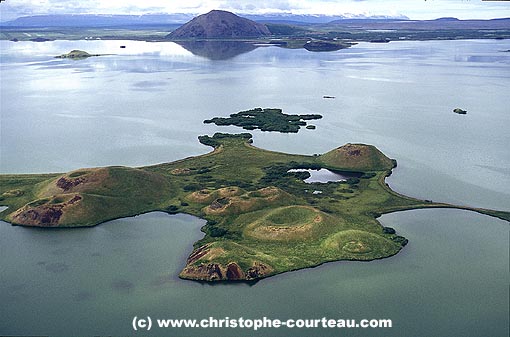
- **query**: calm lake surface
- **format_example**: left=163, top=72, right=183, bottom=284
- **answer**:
left=288, top=168, right=360, bottom=183
left=1, top=39, right=509, bottom=336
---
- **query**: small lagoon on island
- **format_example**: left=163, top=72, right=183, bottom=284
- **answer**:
left=288, top=168, right=361, bottom=183
left=0, top=39, right=509, bottom=337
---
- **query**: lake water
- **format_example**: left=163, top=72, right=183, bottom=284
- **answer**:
left=0, top=39, right=509, bottom=336
left=288, top=168, right=358, bottom=183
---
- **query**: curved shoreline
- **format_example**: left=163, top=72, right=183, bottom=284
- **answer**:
left=1, top=133, right=508, bottom=282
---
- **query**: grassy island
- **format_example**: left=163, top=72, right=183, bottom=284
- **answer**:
left=55, top=50, right=102, bottom=59
left=1, top=133, right=508, bottom=282
left=204, top=108, right=323, bottom=133
left=303, top=40, right=352, bottom=52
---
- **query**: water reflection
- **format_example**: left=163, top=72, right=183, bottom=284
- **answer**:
left=1, top=40, right=193, bottom=57
left=175, top=40, right=259, bottom=60
left=288, top=168, right=361, bottom=183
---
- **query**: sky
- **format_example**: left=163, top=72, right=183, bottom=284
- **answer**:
left=0, top=0, right=509, bottom=22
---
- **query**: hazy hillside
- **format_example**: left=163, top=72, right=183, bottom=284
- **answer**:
left=166, top=10, right=271, bottom=39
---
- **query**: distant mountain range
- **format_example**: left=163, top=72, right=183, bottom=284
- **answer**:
left=2, top=13, right=408, bottom=27
left=328, top=17, right=510, bottom=30
left=0, top=14, right=194, bottom=27
left=243, top=13, right=410, bottom=24
left=1, top=13, right=508, bottom=31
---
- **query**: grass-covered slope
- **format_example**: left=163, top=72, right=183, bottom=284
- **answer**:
left=320, top=143, right=395, bottom=171
left=3, top=167, right=174, bottom=227
left=1, top=133, right=508, bottom=281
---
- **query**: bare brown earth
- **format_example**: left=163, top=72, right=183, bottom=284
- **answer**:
left=180, top=243, right=274, bottom=281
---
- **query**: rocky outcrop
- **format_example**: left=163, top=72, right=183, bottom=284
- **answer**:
left=179, top=244, right=273, bottom=281
left=167, top=10, right=271, bottom=39
left=245, top=262, right=272, bottom=279
left=10, top=194, right=82, bottom=227
left=180, top=260, right=273, bottom=281
left=8, top=166, right=172, bottom=227
left=57, top=176, right=87, bottom=191
left=225, top=262, right=245, bottom=280
left=38, top=168, right=109, bottom=197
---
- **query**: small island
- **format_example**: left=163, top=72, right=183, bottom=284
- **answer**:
left=304, top=40, right=351, bottom=52
left=55, top=50, right=102, bottom=59
left=453, top=108, right=467, bottom=115
left=204, top=108, right=323, bottom=133
left=0, top=133, right=508, bottom=282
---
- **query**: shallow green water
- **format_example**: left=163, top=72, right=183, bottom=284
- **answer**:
left=0, top=39, right=508, bottom=336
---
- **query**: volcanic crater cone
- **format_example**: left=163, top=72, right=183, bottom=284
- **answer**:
left=167, top=10, right=271, bottom=39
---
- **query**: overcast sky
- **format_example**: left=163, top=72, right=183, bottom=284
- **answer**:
left=1, top=0, right=509, bottom=21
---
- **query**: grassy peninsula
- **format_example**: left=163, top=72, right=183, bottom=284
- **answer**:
left=1, top=133, right=508, bottom=281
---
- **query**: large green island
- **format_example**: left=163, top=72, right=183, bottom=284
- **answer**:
left=1, top=133, right=508, bottom=281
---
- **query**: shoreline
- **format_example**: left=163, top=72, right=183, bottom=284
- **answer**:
left=1, top=134, right=508, bottom=282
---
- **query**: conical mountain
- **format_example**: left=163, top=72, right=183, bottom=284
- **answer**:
left=167, top=10, right=271, bottom=39
left=320, top=143, right=395, bottom=171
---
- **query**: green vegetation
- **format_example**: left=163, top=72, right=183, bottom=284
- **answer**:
left=1, top=166, right=173, bottom=227
left=303, top=40, right=352, bottom=52
left=2, top=22, right=508, bottom=44
left=204, top=108, right=322, bottom=133
left=0, top=26, right=176, bottom=42
left=55, top=50, right=103, bottom=59
left=1, top=133, right=508, bottom=282
left=265, top=24, right=309, bottom=37
left=320, top=143, right=395, bottom=171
